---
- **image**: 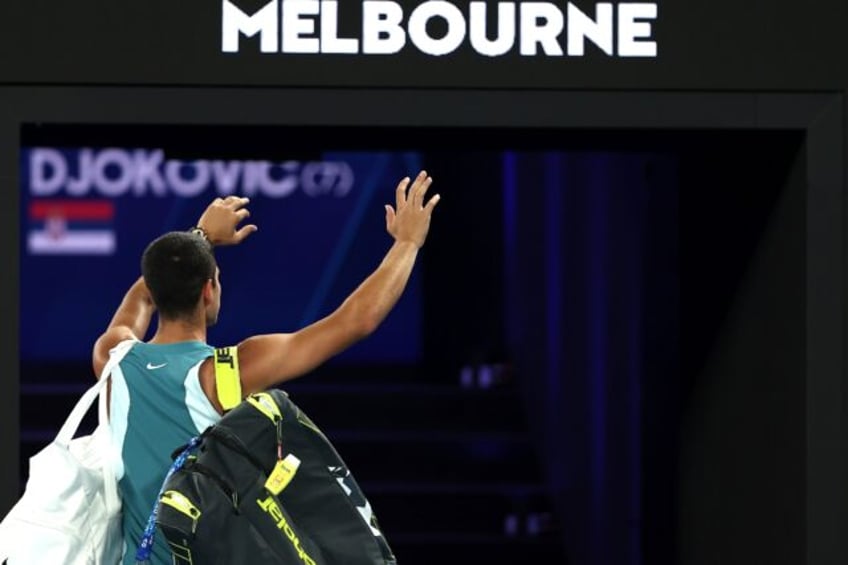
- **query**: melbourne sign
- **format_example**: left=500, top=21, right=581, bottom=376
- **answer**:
left=222, top=0, right=658, bottom=58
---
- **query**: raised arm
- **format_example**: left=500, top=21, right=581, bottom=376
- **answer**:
left=92, top=196, right=258, bottom=378
left=92, top=277, right=155, bottom=378
left=237, top=171, right=441, bottom=395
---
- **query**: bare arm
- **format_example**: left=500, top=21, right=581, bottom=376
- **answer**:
left=237, top=171, right=441, bottom=395
left=92, top=277, right=155, bottom=378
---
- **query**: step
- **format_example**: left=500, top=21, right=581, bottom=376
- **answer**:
left=385, top=537, right=568, bottom=565
left=19, top=428, right=543, bottom=485
left=285, top=383, right=521, bottom=432
left=362, top=483, right=558, bottom=536
left=326, top=433, right=542, bottom=484
left=19, top=383, right=523, bottom=433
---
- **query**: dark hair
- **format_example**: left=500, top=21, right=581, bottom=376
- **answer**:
left=141, top=232, right=217, bottom=320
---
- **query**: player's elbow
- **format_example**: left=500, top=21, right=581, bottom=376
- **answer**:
left=358, top=312, right=381, bottom=338
left=340, top=297, right=382, bottom=339
left=351, top=303, right=383, bottom=339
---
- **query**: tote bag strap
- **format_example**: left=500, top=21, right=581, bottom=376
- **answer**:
left=56, top=339, right=136, bottom=447
left=97, top=340, right=136, bottom=513
left=0, top=509, right=11, bottom=561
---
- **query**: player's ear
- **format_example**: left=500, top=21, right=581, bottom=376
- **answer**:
left=202, top=278, right=215, bottom=304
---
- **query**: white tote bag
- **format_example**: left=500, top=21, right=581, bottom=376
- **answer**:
left=0, top=340, right=134, bottom=565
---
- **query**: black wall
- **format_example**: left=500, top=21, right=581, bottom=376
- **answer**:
left=678, top=135, right=807, bottom=564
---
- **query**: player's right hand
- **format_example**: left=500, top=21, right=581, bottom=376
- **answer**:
left=385, top=171, right=441, bottom=249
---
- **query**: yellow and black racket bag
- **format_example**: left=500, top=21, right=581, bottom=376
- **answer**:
left=155, top=390, right=396, bottom=565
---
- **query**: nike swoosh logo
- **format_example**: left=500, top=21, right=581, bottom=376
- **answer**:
left=146, top=362, right=167, bottom=370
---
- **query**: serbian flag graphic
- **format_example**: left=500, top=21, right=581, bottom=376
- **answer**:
left=27, top=199, right=116, bottom=255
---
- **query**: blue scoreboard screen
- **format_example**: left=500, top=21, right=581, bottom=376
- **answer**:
left=20, top=147, right=424, bottom=365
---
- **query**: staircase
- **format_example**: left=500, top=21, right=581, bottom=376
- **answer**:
left=19, top=363, right=568, bottom=565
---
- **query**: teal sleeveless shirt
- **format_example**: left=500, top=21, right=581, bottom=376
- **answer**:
left=108, top=341, right=220, bottom=565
